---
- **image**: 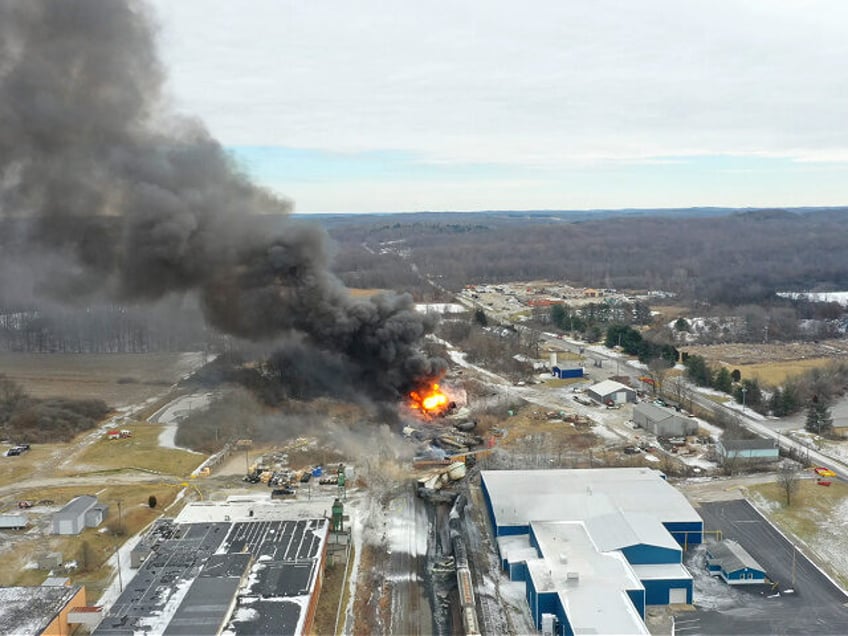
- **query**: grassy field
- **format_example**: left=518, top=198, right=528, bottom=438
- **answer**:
left=0, top=352, right=206, bottom=405
left=66, top=424, right=204, bottom=478
left=0, top=483, right=184, bottom=598
left=748, top=477, right=848, bottom=588
left=732, top=358, right=834, bottom=387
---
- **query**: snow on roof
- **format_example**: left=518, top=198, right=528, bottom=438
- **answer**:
left=588, top=380, right=634, bottom=396
left=497, top=534, right=539, bottom=565
left=527, top=522, right=648, bottom=635
left=707, top=540, right=765, bottom=573
left=482, top=468, right=701, bottom=529
left=0, top=585, right=82, bottom=636
left=585, top=511, right=681, bottom=554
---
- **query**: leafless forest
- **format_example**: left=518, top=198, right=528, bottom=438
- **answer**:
left=325, top=207, right=848, bottom=303
left=2, top=207, right=848, bottom=352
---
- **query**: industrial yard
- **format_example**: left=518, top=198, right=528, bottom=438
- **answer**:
left=3, top=302, right=848, bottom=636
left=4, top=1, right=848, bottom=634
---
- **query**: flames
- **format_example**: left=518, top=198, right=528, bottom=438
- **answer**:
left=409, top=383, right=450, bottom=417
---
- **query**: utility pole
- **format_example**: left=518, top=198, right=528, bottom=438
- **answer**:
left=115, top=500, right=124, bottom=593
left=741, top=387, right=748, bottom=413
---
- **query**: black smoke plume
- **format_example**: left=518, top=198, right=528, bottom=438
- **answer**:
left=0, top=0, right=445, bottom=400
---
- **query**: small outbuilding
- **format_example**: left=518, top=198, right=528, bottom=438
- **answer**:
left=52, top=496, right=108, bottom=535
left=586, top=380, right=637, bottom=405
left=0, top=513, right=28, bottom=530
left=716, top=438, right=779, bottom=464
left=633, top=403, right=697, bottom=437
left=552, top=365, right=584, bottom=379
left=706, top=539, right=766, bottom=585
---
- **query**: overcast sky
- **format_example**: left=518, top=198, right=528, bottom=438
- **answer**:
left=150, top=0, right=848, bottom=212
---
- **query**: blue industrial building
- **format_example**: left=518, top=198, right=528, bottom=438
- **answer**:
left=552, top=365, right=584, bottom=379
left=482, top=468, right=703, bottom=635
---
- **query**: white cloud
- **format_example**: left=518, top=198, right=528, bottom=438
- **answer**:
left=150, top=0, right=848, bottom=165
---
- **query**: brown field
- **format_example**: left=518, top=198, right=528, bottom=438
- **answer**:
left=732, top=358, right=834, bottom=386
left=0, top=352, right=206, bottom=405
left=347, top=288, right=388, bottom=298
left=683, top=339, right=848, bottom=387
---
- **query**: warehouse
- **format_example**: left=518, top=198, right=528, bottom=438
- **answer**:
left=481, top=468, right=702, bottom=635
left=706, top=539, right=767, bottom=585
left=95, top=502, right=329, bottom=636
left=52, top=495, right=108, bottom=535
left=586, top=380, right=636, bottom=405
left=0, top=584, right=88, bottom=635
left=633, top=403, right=697, bottom=437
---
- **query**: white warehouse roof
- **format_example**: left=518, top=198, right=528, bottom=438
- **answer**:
left=588, top=380, right=635, bottom=397
left=528, top=521, right=648, bottom=635
left=482, top=468, right=701, bottom=529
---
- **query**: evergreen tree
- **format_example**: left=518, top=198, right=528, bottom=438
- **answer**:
left=714, top=367, right=733, bottom=393
left=805, top=396, right=833, bottom=436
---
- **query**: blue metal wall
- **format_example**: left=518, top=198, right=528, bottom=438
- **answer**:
left=725, top=567, right=766, bottom=583
left=526, top=572, right=558, bottom=629
left=621, top=544, right=681, bottom=565
left=663, top=521, right=703, bottom=546
left=626, top=588, right=646, bottom=617
left=642, top=578, right=692, bottom=605
left=509, top=561, right=528, bottom=582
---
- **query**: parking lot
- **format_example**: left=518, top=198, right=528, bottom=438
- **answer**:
left=682, top=499, right=848, bottom=635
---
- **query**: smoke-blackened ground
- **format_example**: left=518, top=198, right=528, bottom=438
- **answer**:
left=0, top=0, right=444, bottom=401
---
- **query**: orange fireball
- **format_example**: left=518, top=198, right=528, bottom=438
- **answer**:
left=409, top=383, right=449, bottom=416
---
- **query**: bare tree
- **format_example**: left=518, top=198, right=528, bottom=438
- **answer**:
left=648, top=358, right=673, bottom=398
left=777, top=462, right=801, bottom=506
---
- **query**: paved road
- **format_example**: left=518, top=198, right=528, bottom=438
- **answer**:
left=688, top=500, right=848, bottom=635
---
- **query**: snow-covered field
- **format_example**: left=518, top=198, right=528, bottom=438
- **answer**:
left=777, top=291, right=848, bottom=306
left=415, top=303, right=467, bottom=314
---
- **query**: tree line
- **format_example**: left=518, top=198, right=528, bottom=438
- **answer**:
left=0, top=374, right=109, bottom=443
left=323, top=208, right=848, bottom=307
